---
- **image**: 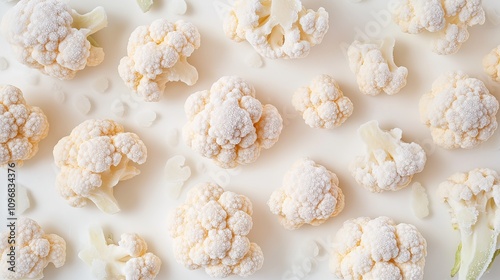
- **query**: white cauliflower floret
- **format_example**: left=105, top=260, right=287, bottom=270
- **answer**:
left=268, top=158, right=345, bottom=230
left=169, top=182, right=264, bottom=278
left=349, top=120, right=426, bottom=193
left=79, top=227, right=161, bottom=280
left=330, top=216, right=427, bottom=280
left=1, top=0, right=107, bottom=80
left=419, top=71, right=499, bottom=149
left=292, top=74, right=354, bottom=129
left=483, top=45, right=500, bottom=82
left=223, top=0, right=329, bottom=59
left=347, top=38, right=408, bottom=96
left=183, top=76, right=283, bottom=169
left=0, top=217, right=66, bottom=280
left=118, top=19, right=200, bottom=102
left=0, top=85, right=49, bottom=166
left=53, top=119, right=147, bottom=214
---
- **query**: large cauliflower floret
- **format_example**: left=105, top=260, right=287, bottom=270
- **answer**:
left=169, top=182, right=264, bottom=278
left=419, top=71, right=499, bottom=149
left=268, top=158, right=345, bottom=230
left=0, top=85, right=49, bottom=166
left=483, top=45, right=500, bottom=82
left=0, top=217, right=66, bottom=280
left=292, top=74, right=354, bottom=129
left=330, top=216, right=427, bottom=280
left=1, top=0, right=107, bottom=80
left=347, top=38, right=408, bottom=96
left=349, top=120, right=426, bottom=193
left=53, top=119, right=147, bottom=214
left=183, top=76, right=283, bottom=169
left=118, top=19, right=201, bottom=102
left=223, top=0, right=329, bottom=59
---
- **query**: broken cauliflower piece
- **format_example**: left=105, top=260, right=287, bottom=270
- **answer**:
left=169, top=182, right=264, bottom=278
left=268, top=158, right=345, bottom=230
left=183, top=76, right=283, bottom=169
left=349, top=120, right=426, bottom=193
left=53, top=119, right=147, bottom=214
left=483, top=45, right=500, bottom=82
left=223, top=0, right=329, bottom=59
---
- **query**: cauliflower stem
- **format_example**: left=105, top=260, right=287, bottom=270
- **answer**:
left=71, top=6, right=107, bottom=38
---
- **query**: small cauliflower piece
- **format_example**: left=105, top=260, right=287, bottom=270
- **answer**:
left=268, top=158, right=345, bottom=230
left=0, top=85, right=49, bottom=166
left=1, top=0, right=107, bottom=80
left=118, top=19, right=200, bottom=102
left=292, top=74, right=353, bottom=129
left=483, top=45, right=500, bottom=82
left=0, top=217, right=66, bottom=280
left=79, top=227, right=161, bottom=280
left=349, top=120, right=426, bottom=193
left=169, top=182, right=264, bottom=278
left=347, top=38, right=408, bottom=96
left=183, top=76, right=283, bottom=169
left=164, top=155, right=191, bottom=198
left=330, top=216, right=427, bottom=280
left=223, top=0, right=329, bottom=59
left=419, top=71, right=499, bottom=149
left=53, top=119, right=147, bottom=214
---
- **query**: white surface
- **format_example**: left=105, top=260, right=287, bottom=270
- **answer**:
left=1, top=0, right=500, bottom=279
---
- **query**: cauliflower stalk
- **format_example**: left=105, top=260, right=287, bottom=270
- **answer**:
left=349, top=120, right=426, bottom=193
left=53, top=119, right=147, bottom=214
left=483, top=45, right=500, bottom=82
left=1, top=0, right=107, bottom=80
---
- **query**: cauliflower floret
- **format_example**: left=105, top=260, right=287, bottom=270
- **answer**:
left=349, top=120, right=426, bottom=193
left=183, top=76, right=283, bottom=169
left=118, top=19, right=200, bottom=102
left=169, top=182, right=264, bottom=278
left=0, top=85, right=49, bottom=166
left=330, top=216, right=427, bottom=280
left=0, top=217, right=66, bottom=280
left=79, top=227, right=161, bottom=280
left=483, top=45, right=500, bottom=82
left=1, top=0, right=107, bottom=80
left=419, top=71, right=499, bottom=149
left=292, top=74, right=354, bottom=129
left=347, top=38, right=408, bottom=96
left=268, top=158, right=345, bottom=230
left=223, top=0, right=329, bottom=59
left=53, top=119, right=147, bottom=214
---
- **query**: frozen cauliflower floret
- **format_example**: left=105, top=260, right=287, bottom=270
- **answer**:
left=347, top=38, right=408, bottom=96
left=53, top=119, right=147, bottom=214
left=268, top=158, right=345, bottom=230
left=0, top=217, right=66, bottom=280
left=0, top=85, right=49, bottom=166
left=118, top=19, right=200, bottom=102
left=169, top=182, right=264, bottom=278
left=419, top=71, right=499, bottom=149
left=183, top=76, right=283, bottom=169
left=79, top=227, right=161, bottom=280
left=330, top=216, right=427, bottom=280
left=349, top=120, right=426, bottom=193
left=1, top=0, right=107, bottom=80
left=223, top=0, right=329, bottom=59
left=292, top=74, right=353, bottom=129
left=483, top=45, right=500, bottom=82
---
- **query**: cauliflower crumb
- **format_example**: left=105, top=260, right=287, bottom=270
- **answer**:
left=164, top=155, right=191, bottom=198
left=483, top=45, right=500, bottom=82
left=245, top=52, right=264, bottom=68
left=411, top=182, right=429, bottom=219
left=172, top=0, right=187, bottom=15
left=135, top=109, right=157, bottom=127
left=74, top=94, right=92, bottom=115
left=92, top=78, right=110, bottom=94
left=110, top=99, right=126, bottom=118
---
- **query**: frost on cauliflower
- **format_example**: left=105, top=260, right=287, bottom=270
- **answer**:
left=0, top=217, right=66, bottom=280
left=0, top=0, right=107, bottom=80
left=0, top=85, right=49, bottom=166
left=118, top=19, right=200, bottom=102
left=483, top=45, right=500, bottom=82
left=330, top=216, right=427, bottom=280
left=169, top=182, right=264, bottom=278
left=347, top=38, right=408, bottom=96
left=79, top=227, right=161, bottom=280
left=349, top=120, right=426, bottom=193
left=419, top=71, right=499, bottom=149
left=223, top=0, right=329, bottom=59
left=268, top=158, right=345, bottom=230
left=53, top=119, right=147, bottom=214
left=292, top=74, right=353, bottom=129
left=183, top=76, right=283, bottom=169
left=391, top=0, right=485, bottom=55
